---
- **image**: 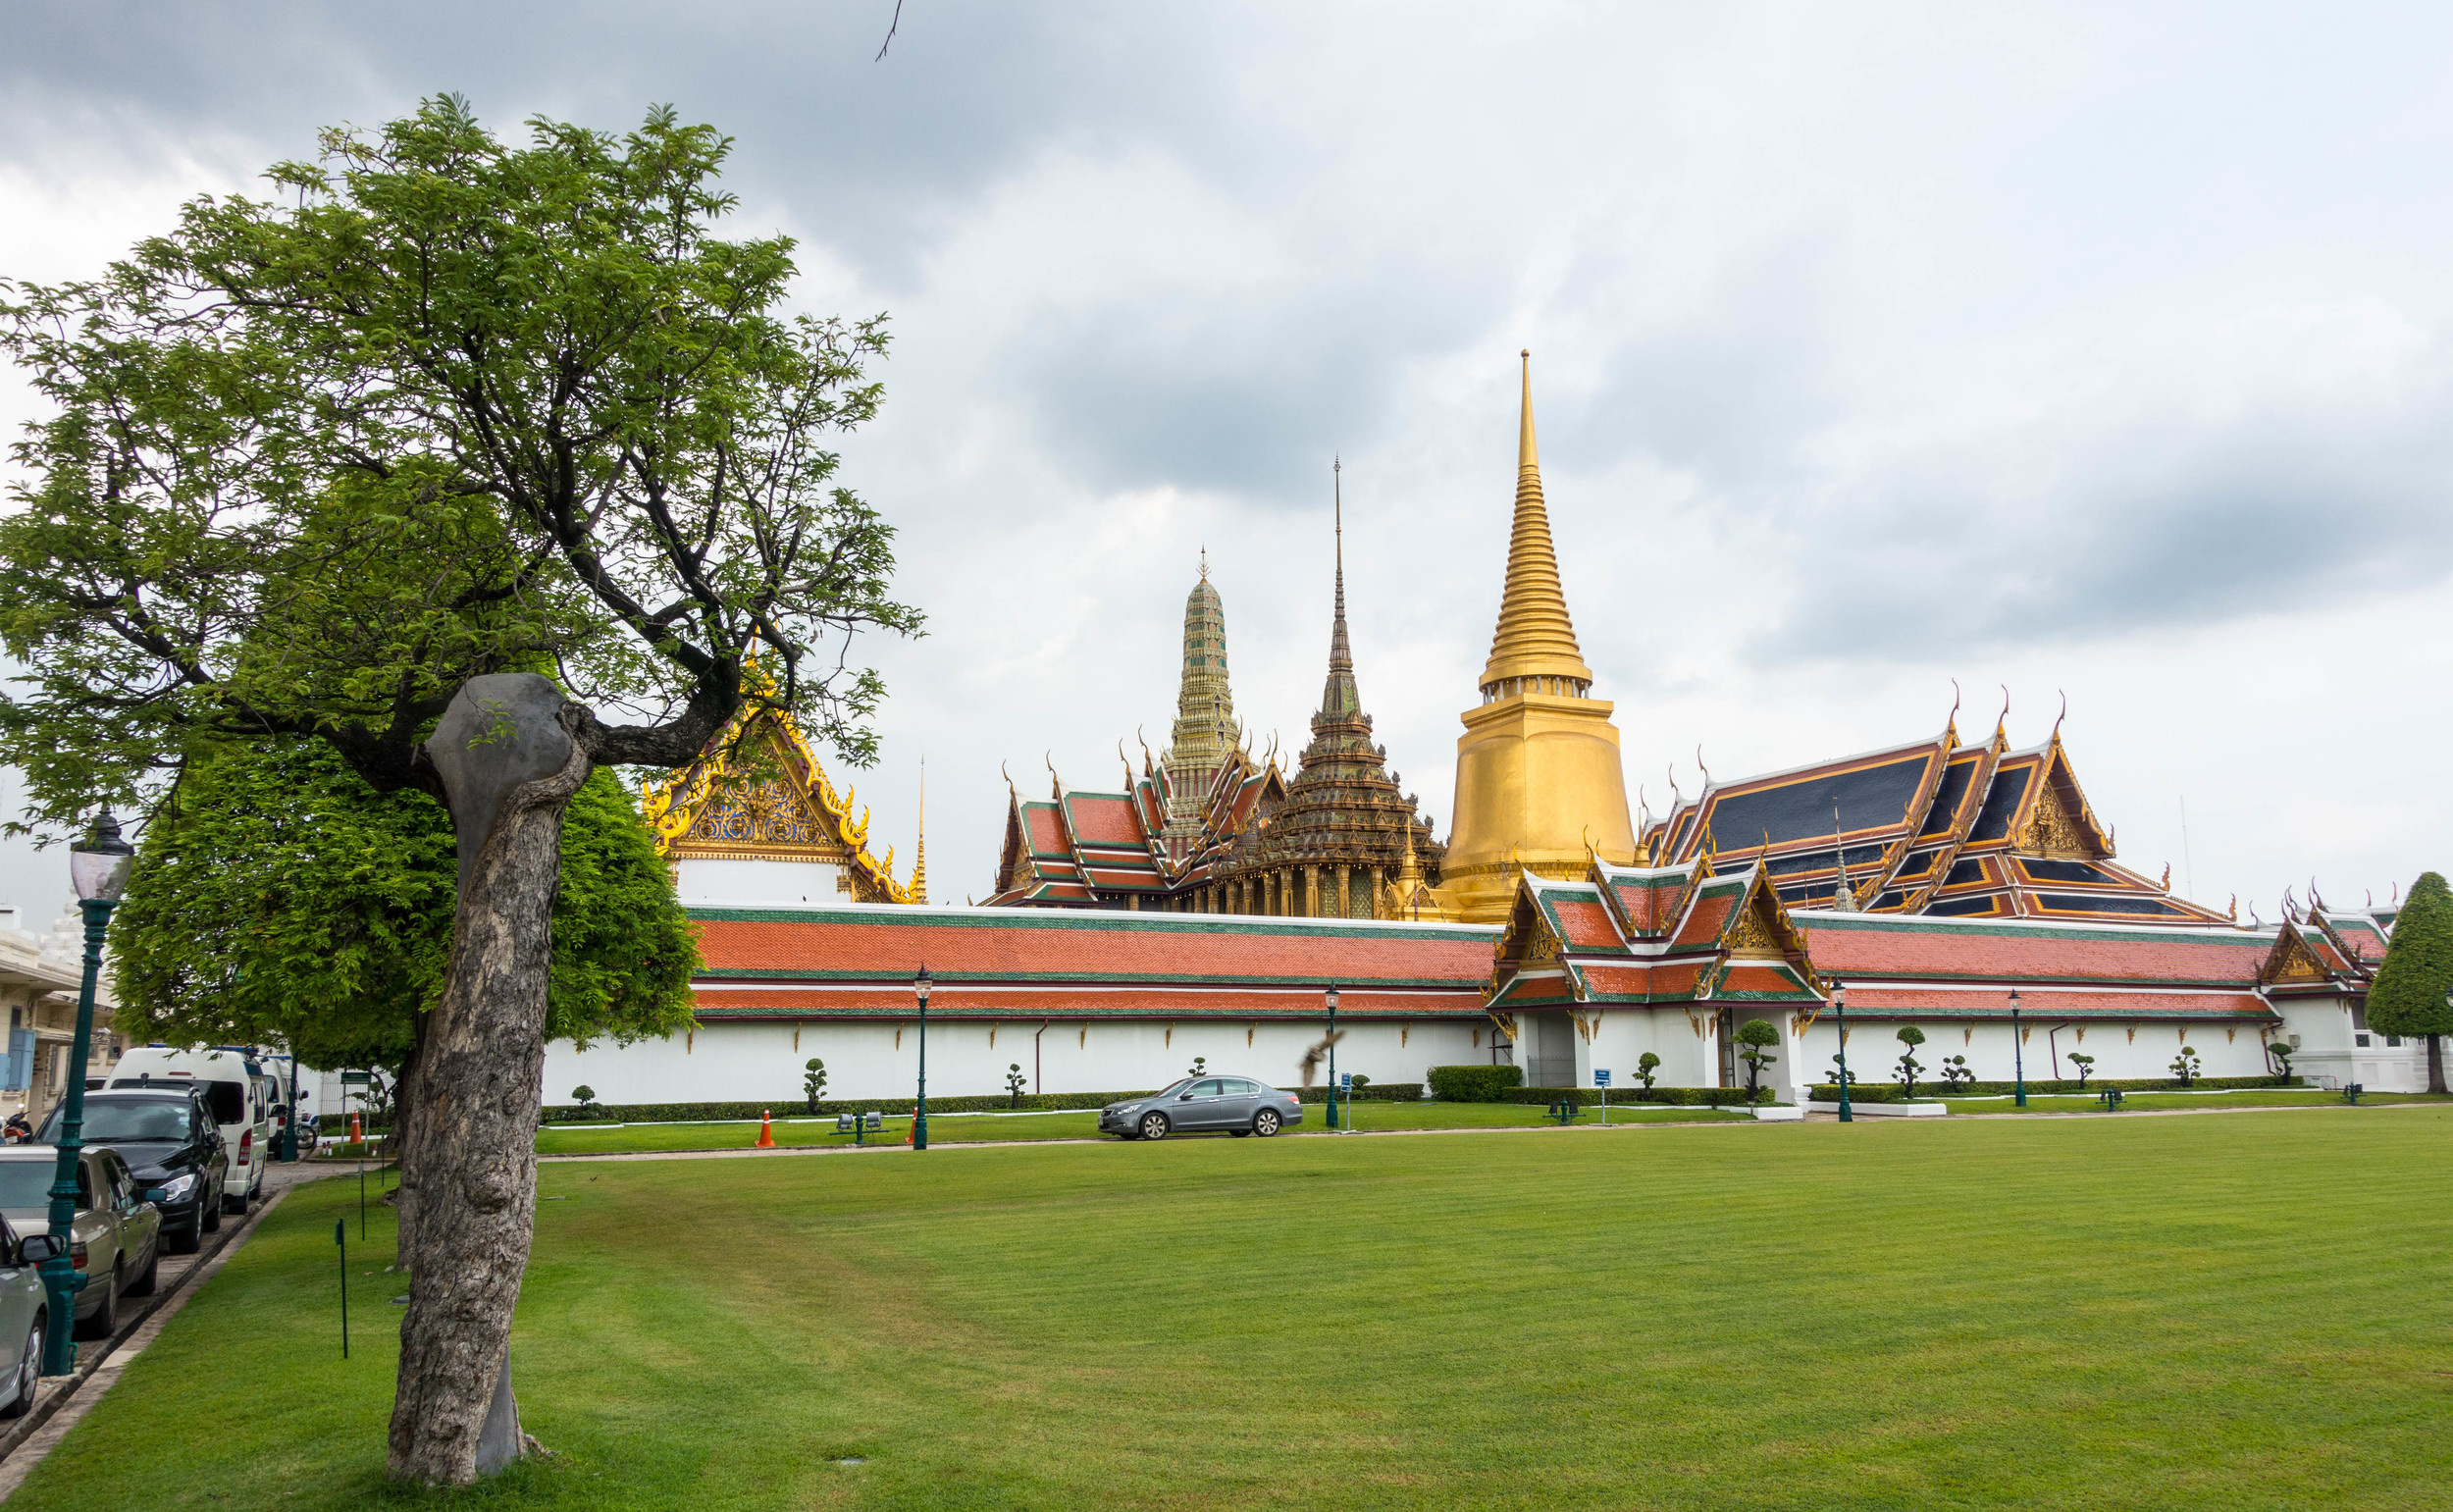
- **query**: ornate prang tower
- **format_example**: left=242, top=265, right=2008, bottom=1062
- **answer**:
left=1206, top=461, right=1443, bottom=916
left=1437, top=352, right=1638, bottom=922
left=1161, top=555, right=1239, bottom=853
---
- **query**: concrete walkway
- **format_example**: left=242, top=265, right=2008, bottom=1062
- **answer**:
left=0, top=1159, right=331, bottom=1500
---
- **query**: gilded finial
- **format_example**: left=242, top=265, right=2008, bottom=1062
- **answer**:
left=1696, top=745, right=1711, bottom=790
left=2228, top=893, right=2238, bottom=921
left=2160, top=861, right=2170, bottom=891
left=1046, top=751, right=1063, bottom=799
left=1945, top=678, right=1961, bottom=747
left=1994, top=685, right=2010, bottom=745
left=1199, top=545, right=1208, bottom=582
left=910, top=756, right=928, bottom=904
left=2052, top=690, right=2067, bottom=745
left=1479, top=348, right=1594, bottom=695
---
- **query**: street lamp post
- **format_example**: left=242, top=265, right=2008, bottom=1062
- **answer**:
left=278, top=1051, right=299, bottom=1162
left=1325, top=985, right=1339, bottom=1130
left=913, top=965, right=931, bottom=1151
left=45, top=811, right=133, bottom=1375
left=2009, top=987, right=2026, bottom=1108
left=1833, top=984, right=1853, bottom=1123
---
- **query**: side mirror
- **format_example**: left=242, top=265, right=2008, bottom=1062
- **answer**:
left=17, top=1233, right=64, bottom=1265
left=1178, top=1092, right=1196, bottom=1100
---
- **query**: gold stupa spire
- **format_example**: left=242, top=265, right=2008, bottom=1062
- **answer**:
left=1480, top=350, right=1595, bottom=694
left=909, top=757, right=928, bottom=904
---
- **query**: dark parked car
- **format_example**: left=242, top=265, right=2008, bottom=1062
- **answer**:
left=1101, top=1076, right=1304, bottom=1141
left=35, top=1091, right=227, bottom=1254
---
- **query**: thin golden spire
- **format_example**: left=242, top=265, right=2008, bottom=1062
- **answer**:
left=910, top=756, right=928, bottom=904
left=1480, top=350, right=1595, bottom=694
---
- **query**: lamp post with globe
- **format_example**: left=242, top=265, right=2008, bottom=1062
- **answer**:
left=913, top=965, right=931, bottom=1151
left=1833, top=984, right=1853, bottom=1124
left=43, top=811, right=134, bottom=1374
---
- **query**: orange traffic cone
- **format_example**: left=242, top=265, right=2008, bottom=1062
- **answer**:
left=756, top=1110, right=776, bottom=1148
left=349, top=1113, right=363, bottom=1143
left=905, top=1114, right=915, bottom=1144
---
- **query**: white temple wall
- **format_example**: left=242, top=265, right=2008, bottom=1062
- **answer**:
left=544, top=1017, right=1482, bottom=1109
left=1791, top=1017, right=2276, bottom=1090
left=2275, top=995, right=2432, bottom=1091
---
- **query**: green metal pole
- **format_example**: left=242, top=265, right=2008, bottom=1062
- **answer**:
left=1835, top=996, right=1853, bottom=1123
left=1326, top=999, right=1339, bottom=1129
left=913, top=983, right=929, bottom=1152
left=2011, top=997, right=2027, bottom=1107
left=39, top=897, right=111, bottom=1376
left=336, top=1220, right=348, bottom=1358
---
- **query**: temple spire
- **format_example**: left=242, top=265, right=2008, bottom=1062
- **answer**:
left=910, top=756, right=928, bottom=904
left=1161, top=559, right=1238, bottom=849
left=1479, top=350, right=1596, bottom=695
left=1320, top=457, right=1359, bottom=716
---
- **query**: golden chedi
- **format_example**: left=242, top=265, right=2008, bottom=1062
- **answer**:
left=1436, top=352, right=1639, bottom=922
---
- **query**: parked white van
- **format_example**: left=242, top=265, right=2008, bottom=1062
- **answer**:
left=107, top=1047, right=272, bottom=1213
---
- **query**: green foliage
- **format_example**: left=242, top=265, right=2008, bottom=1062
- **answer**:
left=572, top=1086, right=597, bottom=1111
left=803, top=1059, right=828, bottom=1117
left=2170, top=1045, right=2203, bottom=1087
left=1005, top=1064, right=1026, bottom=1109
left=1636, top=1051, right=1660, bottom=1088
left=1813, top=1074, right=2303, bottom=1101
left=1828, top=1053, right=1856, bottom=1086
left=1186, top=1056, right=1207, bottom=1077
left=0, top=95, right=919, bottom=830
left=2370, top=872, right=2453, bottom=1040
left=2266, top=1041, right=2295, bottom=1082
left=2068, top=1052, right=2096, bottom=1087
left=1349, top=1073, right=1371, bottom=1090
left=1505, top=1085, right=1766, bottom=1108
left=110, top=738, right=696, bottom=1072
left=1940, top=1054, right=1974, bottom=1090
left=1427, top=1065, right=1524, bottom=1103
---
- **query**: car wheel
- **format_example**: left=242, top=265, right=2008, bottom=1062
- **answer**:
left=0, top=1314, right=41, bottom=1417
left=76, top=1265, right=119, bottom=1340
left=169, top=1214, right=202, bottom=1255
left=129, top=1241, right=160, bottom=1297
left=1252, top=1108, right=1282, bottom=1137
left=201, top=1185, right=224, bottom=1232
left=1136, top=1112, right=1171, bottom=1142
left=224, top=1184, right=249, bottom=1218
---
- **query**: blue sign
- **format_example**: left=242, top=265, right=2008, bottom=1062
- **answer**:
left=1339, top=1072, right=1353, bottom=1090
left=1594, top=1069, right=1611, bottom=1087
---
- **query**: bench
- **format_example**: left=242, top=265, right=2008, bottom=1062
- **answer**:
left=834, top=1112, right=885, bottom=1143
left=2097, top=1087, right=2125, bottom=1112
left=1548, top=1099, right=1583, bottom=1125
left=2342, top=1083, right=2365, bottom=1105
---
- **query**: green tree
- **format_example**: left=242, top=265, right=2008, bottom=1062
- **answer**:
left=0, top=99, right=916, bottom=1483
left=2265, top=1040, right=2295, bottom=1084
left=2168, top=1045, right=2202, bottom=1087
left=2067, top=1051, right=2095, bottom=1087
left=2368, top=871, right=2453, bottom=1094
left=571, top=1086, right=598, bottom=1114
left=803, top=1059, right=828, bottom=1117
left=113, top=740, right=694, bottom=1074
left=1005, top=1064, right=1026, bottom=1109
left=1895, top=1025, right=1927, bottom=1099
left=1735, top=1018, right=1779, bottom=1101
left=1636, top=1051, right=1660, bottom=1089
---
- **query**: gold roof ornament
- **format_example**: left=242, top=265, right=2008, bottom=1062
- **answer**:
left=910, top=756, right=928, bottom=905
left=1478, top=351, right=1597, bottom=693
left=641, top=702, right=914, bottom=905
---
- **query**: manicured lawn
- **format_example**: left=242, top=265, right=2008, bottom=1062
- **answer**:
left=1934, top=1089, right=2450, bottom=1115
left=530, top=1099, right=1748, bottom=1155
left=20, top=1109, right=2453, bottom=1510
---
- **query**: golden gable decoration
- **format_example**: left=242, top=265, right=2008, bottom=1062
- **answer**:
left=641, top=706, right=915, bottom=905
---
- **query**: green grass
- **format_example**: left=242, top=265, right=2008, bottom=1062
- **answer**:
left=20, top=1109, right=2453, bottom=1510
left=528, top=1099, right=1748, bottom=1155
left=1934, top=1090, right=2449, bottom=1115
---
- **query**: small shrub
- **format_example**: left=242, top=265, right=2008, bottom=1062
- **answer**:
left=803, top=1058, right=828, bottom=1117
left=1939, top=1055, right=1973, bottom=1091
left=2169, top=1045, right=2202, bottom=1087
left=572, top=1084, right=598, bottom=1114
left=1186, top=1056, right=1207, bottom=1077
left=1636, top=1051, right=1660, bottom=1089
left=1005, top=1063, right=1026, bottom=1109
left=1895, top=1025, right=1927, bottom=1099
left=1349, top=1073, right=1371, bottom=1091
left=2265, top=1041, right=2294, bottom=1084
left=1429, top=1065, right=1525, bottom=1103
left=1827, top=1053, right=1856, bottom=1086
left=2068, top=1052, right=2095, bottom=1088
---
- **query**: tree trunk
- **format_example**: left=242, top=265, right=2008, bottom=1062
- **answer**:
left=2430, top=1035, right=2446, bottom=1096
left=388, top=676, right=590, bottom=1486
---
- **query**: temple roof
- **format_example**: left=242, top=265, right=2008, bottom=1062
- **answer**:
left=1641, top=714, right=2230, bottom=928
left=683, top=903, right=1498, bottom=1021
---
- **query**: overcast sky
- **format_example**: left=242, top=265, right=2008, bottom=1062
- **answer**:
left=2, top=1, right=2445, bottom=924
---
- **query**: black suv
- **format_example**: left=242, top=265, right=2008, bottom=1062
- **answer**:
left=37, top=1089, right=228, bottom=1253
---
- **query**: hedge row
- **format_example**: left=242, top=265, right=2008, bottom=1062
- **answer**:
left=528, top=1082, right=1428, bottom=1124
left=1502, top=1085, right=1773, bottom=1108
left=1428, top=1065, right=1524, bottom=1102
left=1810, top=1074, right=2304, bottom=1102
left=1291, top=1083, right=1423, bottom=1105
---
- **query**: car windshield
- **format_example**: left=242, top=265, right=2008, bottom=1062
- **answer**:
left=0, top=1163, right=64, bottom=1210
left=1153, top=1079, right=1196, bottom=1099
left=36, top=1100, right=189, bottom=1144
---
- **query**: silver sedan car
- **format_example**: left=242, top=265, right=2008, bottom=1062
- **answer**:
left=1101, top=1076, right=1305, bottom=1141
